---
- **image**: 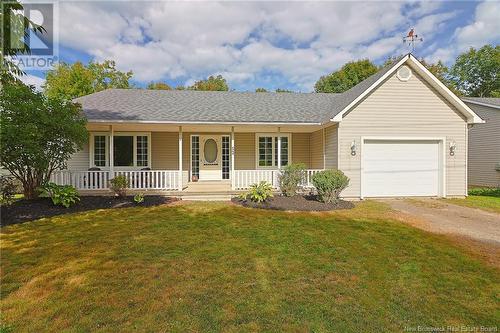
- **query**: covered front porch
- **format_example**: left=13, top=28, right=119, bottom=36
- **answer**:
left=53, top=122, right=332, bottom=195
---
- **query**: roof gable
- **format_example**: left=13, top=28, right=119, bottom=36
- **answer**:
left=330, top=54, right=484, bottom=124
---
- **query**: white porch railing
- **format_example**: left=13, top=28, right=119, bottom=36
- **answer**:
left=50, top=170, right=181, bottom=191
left=233, top=169, right=323, bottom=190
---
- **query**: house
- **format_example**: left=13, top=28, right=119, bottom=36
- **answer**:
left=53, top=54, right=484, bottom=199
left=462, top=98, right=500, bottom=188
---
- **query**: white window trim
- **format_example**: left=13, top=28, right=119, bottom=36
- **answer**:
left=89, top=132, right=151, bottom=170
left=255, top=133, right=291, bottom=169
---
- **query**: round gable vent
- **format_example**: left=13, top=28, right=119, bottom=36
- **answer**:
left=397, top=65, right=412, bottom=81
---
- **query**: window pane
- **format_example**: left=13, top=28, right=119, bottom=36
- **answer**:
left=258, top=137, right=272, bottom=167
left=204, top=139, right=218, bottom=163
left=114, top=136, right=133, bottom=166
left=137, top=136, right=148, bottom=167
left=94, top=135, right=106, bottom=167
left=281, top=137, right=288, bottom=166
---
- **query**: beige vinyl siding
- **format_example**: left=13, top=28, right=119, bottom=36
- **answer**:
left=324, top=125, right=338, bottom=169
left=466, top=104, right=500, bottom=187
left=291, top=133, right=310, bottom=167
left=235, top=133, right=255, bottom=170
left=66, top=143, right=89, bottom=170
left=310, top=129, right=324, bottom=169
left=151, top=132, right=179, bottom=169
left=338, top=69, right=467, bottom=198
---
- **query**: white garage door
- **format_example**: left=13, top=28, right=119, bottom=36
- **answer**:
left=362, top=140, right=441, bottom=197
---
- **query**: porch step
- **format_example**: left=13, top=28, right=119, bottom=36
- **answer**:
left=181, top=193, right=233, bottom=201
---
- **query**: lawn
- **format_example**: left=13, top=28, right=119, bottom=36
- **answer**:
left=1, top=201, right=499, bottom=332
left=444, top=188, right=500, bottom=213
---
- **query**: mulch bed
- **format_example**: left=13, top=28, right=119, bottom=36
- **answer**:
left=1, top=196, right=177, bottom=226
left=231, top=195, right=354, bottom=211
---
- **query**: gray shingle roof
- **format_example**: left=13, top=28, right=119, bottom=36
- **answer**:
left=75, top=55, right=407, bottom=124
left=462, top=97, right=500, bottom=108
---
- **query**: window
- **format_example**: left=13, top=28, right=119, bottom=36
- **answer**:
left=137, top=136, right=148, bottom=167
left=114, top=136, right=134, bottom=167
left=94, top=135, right=106, bottom=167
left=191, top=136, right=200, bottom=179
left=222, top=136, right=230, bottom=179
left=257, top=134, right=290, bottom=168
left=90, top=133, right=150, bottom=169
left=258, top=136, right=273, bottom=167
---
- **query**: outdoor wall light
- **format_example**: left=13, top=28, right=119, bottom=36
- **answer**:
left=350, top=140, right=357, bottom=156
left=449, top=141, right=456, bottom=156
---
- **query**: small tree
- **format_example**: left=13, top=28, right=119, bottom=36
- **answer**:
left=0, top=81, right=88, bottom=199
left=279, top=163, right=306, bottom=196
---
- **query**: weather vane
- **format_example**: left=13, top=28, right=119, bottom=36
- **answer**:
left=403, top=28, right=423, bottom=53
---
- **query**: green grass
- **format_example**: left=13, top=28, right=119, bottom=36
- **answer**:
left=1, top=201, right=499, bottom=332
left=444, top=188, right=500, bottom=213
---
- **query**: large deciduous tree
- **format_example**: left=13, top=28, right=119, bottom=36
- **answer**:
left=449, top=45, right=500, bottom=97
left=315, top=59, right=378, bottom=93
left=189, top=75, right=229, bottom=91
left=44, top=60, right=133, bottom=100
left=0, top=81, right=88, bottom=199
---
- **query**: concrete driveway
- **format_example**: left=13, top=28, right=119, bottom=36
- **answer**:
left=382, top=199, right=500, bottom=245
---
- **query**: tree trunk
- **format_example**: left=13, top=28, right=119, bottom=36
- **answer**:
left=23, top=183, right=38, bottom=199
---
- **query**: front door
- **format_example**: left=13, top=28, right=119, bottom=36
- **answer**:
left=199, top=135, right=222, bottom=180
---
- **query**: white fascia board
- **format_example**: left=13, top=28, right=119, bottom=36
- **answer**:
left=330, top=55, right=410, bottom=122
left=87, top=119, right=323, bottom=126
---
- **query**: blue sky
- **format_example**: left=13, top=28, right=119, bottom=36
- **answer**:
left=23, top=1, right=500, bottom=92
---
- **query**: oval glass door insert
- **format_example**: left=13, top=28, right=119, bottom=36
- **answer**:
left=204, top=139, right=218, bottom=163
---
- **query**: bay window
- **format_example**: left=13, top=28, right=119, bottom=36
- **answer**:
left=90, top=133, right=150, bottom=168
left=256, top=134, right=290, bottom=168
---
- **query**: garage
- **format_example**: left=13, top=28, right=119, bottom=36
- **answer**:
left=361, top=139, right=443, bottom=197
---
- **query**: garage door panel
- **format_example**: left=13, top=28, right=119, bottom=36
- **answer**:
left=363, top=140, right=440, bottom=197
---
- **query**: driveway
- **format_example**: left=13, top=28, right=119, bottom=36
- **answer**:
left=383, top=199, right=500, bottom=245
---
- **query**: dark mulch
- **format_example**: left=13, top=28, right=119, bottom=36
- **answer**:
left=231, top=195, right=354, bottom=211
left=1, top=196, right=177, bottom=226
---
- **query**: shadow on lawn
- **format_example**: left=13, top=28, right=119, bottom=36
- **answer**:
left=0, top=196, right=178, bottom=226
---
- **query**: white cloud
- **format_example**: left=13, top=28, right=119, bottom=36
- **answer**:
left=454, top=1, right=500, bottom=49
left=426, top=1, right=500, bottom=65
left=19, top=74, right=45, bottom=91
left=55, top=1, right=496, bottom=91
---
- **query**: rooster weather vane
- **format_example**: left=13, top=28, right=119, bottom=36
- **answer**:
left=403, top=28, right=423, bottom=53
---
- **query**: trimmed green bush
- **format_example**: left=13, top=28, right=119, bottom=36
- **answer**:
left=239, top=181, right=274, bottom=203
left=41, top=182, right=80, bottom=208
left=312, top=169, right=349, bottom=203
left=109, top=175, right=129, bottom=197
left=468, top=187, right=500, bottom=197
left=279, top=163, right=306, bottom=196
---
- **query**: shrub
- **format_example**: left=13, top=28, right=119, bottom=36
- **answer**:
left=312, top=169, right=349, bottom=203
left=279, top=163, right=306, bottom=197
left=0, top=175, right=17, bottom=205
left=134, top=193, right=145, bottom=204
left=41, top=182, right=80, bottom=208
left=240, top=181, right=274, bottom=203
left=468, top=187, right=500, bottom=197
left=109, top=175, right=129, bottom=197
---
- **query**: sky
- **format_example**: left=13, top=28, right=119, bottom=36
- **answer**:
left=22, top=0, right=500, bottom=92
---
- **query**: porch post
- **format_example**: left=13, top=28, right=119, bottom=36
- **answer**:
left=231, top=126, right=235, bottom=190
left=178, top=126, right=183, bottom=191
left=109, top=125, right=114, bottom=178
